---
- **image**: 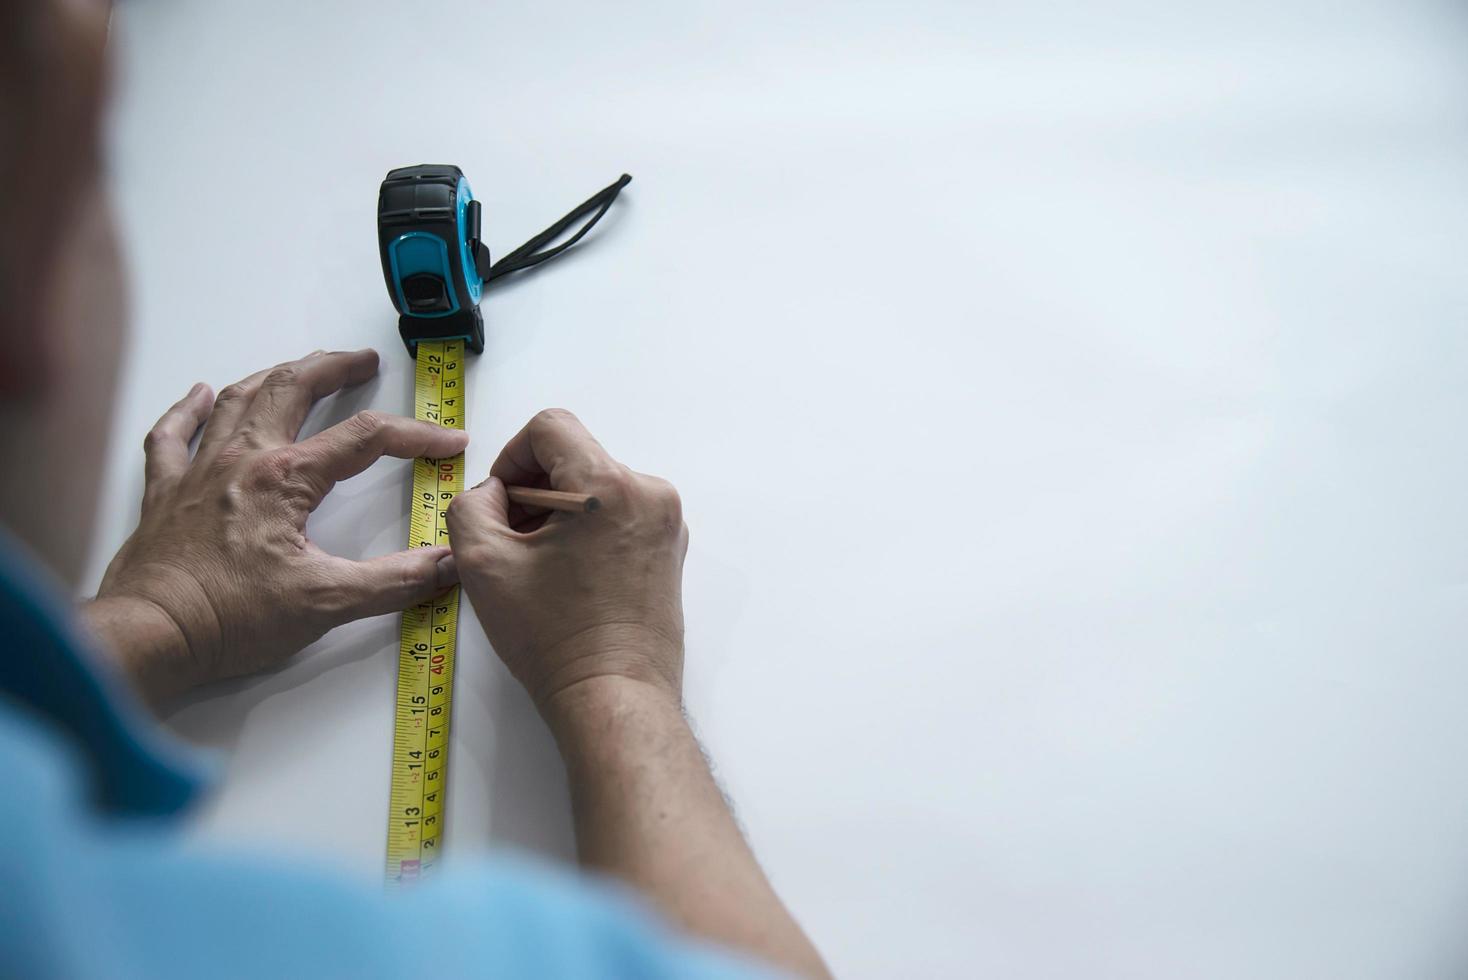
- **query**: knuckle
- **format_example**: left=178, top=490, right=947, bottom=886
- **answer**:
left=531, top=407, right=577, bottom=429
left=249, top=447, right=300, bottom=486
left=647, top=475, right=681, bottom=505
left=142, top=427, right=168, bottom=453
left=346, top=410, right=387, bottom=451
left=215, top=381, right=251, bottom=404
left=398, top=559, right=431, bottom=593
left=445, top=491, right=476, bottom=525
left=349, top=409, right=387, bottom=435
left=636, top=474, right=683, bottom=525
left=262, top=365, right=301, bottom=390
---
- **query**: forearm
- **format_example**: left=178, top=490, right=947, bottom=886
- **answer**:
left=544, top=676, right=830, bottom=980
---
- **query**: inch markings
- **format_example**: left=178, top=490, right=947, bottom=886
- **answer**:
left=387, top=340, right=465, bottom=885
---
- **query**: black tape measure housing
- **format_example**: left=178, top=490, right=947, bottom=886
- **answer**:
left=377, top=165, right=487, bottom=356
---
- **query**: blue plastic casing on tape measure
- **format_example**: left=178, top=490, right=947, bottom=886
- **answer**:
left=377, top=164, right=489, bottom=356
left=377, top=164, right=632, bottom=357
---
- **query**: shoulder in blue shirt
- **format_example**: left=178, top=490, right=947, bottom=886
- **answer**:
left=0, top=539, right=768, bottom=979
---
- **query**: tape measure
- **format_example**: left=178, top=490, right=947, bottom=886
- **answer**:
left=375, top=164, right=632, bottom=883
left=377, top=165, right=483, bottom=884
left=384, top=340, right=465, bottom=883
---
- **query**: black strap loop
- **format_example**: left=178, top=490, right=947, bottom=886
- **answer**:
left=480, top=174, right=632, bottom=283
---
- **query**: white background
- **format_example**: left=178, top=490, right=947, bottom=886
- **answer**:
left=93, top=1, right=1468, bottom=976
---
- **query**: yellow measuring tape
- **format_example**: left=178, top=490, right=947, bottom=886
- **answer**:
left=386, top=340, right=466, bottom=884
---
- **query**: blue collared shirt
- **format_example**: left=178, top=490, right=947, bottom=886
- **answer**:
left=0, top=540, right=766, bottom=979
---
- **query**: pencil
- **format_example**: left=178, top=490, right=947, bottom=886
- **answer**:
left=505, top=486, right=601, bottom=514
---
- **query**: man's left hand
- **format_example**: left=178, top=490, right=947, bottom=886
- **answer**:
left=83, top=349, right=466, bottom=703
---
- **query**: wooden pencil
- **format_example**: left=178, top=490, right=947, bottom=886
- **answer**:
left=505, top=486, right=601, bottom=514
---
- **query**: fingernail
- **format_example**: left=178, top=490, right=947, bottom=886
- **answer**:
left=434, top=552, right=459, bottom=589
left=188, top=382, right=204, bottom=396
left=308, top=349, right=326, bottom=357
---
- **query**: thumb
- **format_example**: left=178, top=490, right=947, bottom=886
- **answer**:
left=446, top=475, right=511, bottom=544
left=318, top=546, right=458, bottom=623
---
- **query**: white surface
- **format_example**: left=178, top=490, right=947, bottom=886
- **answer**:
left=92, top=2, right=1468, bottom=977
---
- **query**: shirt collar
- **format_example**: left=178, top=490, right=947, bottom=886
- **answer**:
left=0, top=533, right=208, bottom=817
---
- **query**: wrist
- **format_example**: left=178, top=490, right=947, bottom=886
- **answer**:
left=526, top=621, right=683, bottom=712
left=541, top=674, right=685, bottom=758
left=80, top=595, right=202, bottom=706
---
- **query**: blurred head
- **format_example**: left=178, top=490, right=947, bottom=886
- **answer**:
left=0, top=0, right=123, bottom=587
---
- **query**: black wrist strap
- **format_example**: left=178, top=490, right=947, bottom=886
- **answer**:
left=474, top=174, right=632, bottom=283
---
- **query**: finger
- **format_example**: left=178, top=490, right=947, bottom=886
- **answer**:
left=488, top=408, right=614, bottom=489
left=445, top=478, right=517, bottom=572
left=291, top=411, right=469, bottom=503
left=241, top=348, right=380, bottom=445
left=195, top=364, right=275, bottom=460
left=316, top=546, right=457, bottom=623
left=142, top=382, right=214, bottom=501
left=197, top=349, right=338, bottom=460
left=446, top=476, right=512, bottom=543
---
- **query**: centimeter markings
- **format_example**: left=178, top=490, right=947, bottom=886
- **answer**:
left=386, top=340, right=465, bottom=885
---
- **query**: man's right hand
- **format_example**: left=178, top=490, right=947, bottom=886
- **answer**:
left=449, top=409, right=830, bottom=978
left=445, top=409, right=689, bottom=715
